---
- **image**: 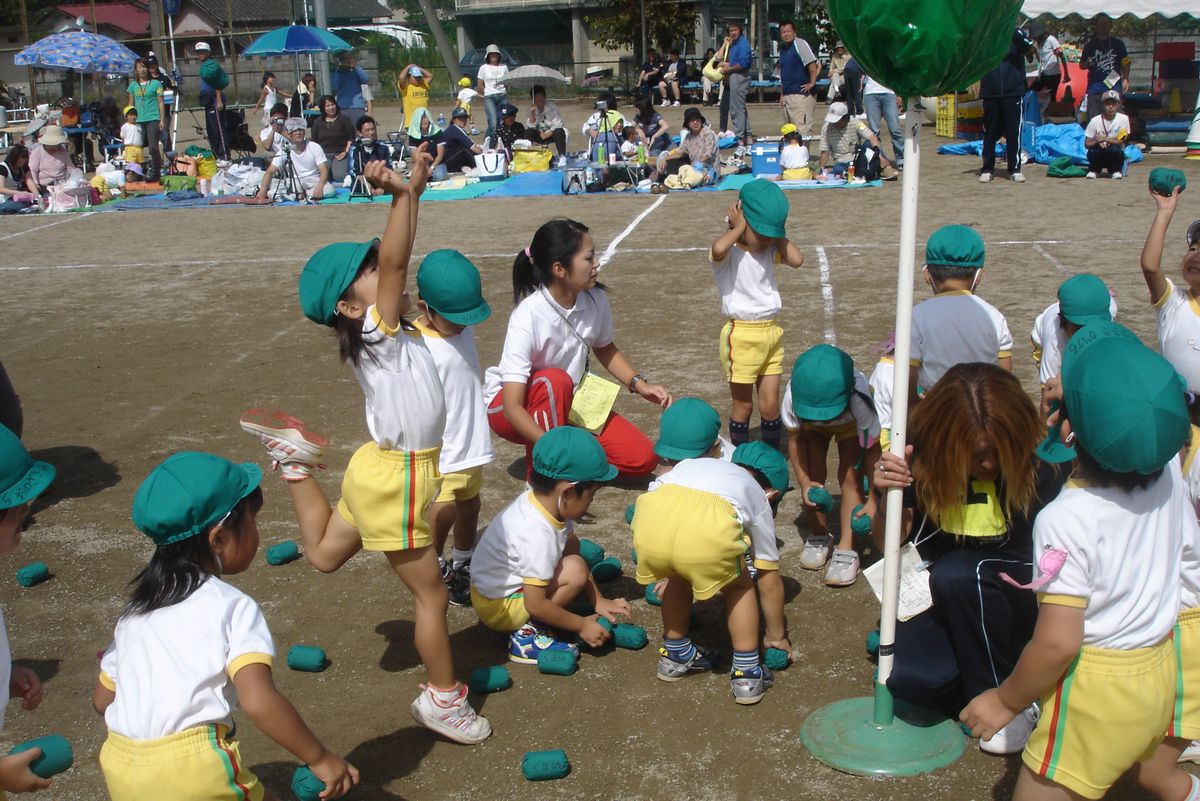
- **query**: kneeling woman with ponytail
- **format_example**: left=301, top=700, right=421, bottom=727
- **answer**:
left=485, top=218, right=672, bottom=479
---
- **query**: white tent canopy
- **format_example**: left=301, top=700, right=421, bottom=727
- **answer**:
left=1021, top=1, right=1196, bottom=19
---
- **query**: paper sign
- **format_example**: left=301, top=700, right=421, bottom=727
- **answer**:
left=863, top=542, right=934, bottom=621
left=568, top=373, right=620, bottom=434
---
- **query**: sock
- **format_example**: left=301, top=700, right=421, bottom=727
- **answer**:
left=760, top=417, right=781, bottom=449
left=729, top=419, right=750, bottom=447
left=664, top=637, right=697, bottom=663
left=732, top=649, right=761, bottom=673
left=431, top=683, right=464, bottom=703
left=450, top=547, right=473, bottom=569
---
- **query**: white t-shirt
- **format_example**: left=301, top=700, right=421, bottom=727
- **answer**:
left=710, top=244, right=783, bottom=320
left=98, top=578, right=275, bottom=740
left=121, top=122, right=143, bottom=146
left=456, top=87, right=478, bottom=105
left=413, top=319, right=494, bottom=474
left=1154, top=278, right=1200, bottom=392
left=868, top=356, right=895, bottom=430
left=1181, top=443, right=1200, bottom=610
left=1030, top=298, right=1120, bottom=383
left=477, top=63, right=508, bottom=97
left=352, top=307, right=447, bottom=452
left=779, top=143, right=810, bottom=169
left=782, top=370, right=880, bottom=446
left=472, top=491, right=570, bottom=599
left=863, top=76, right=893, bottom=95
left=911, top=290, right=1013, bottom=390
left=271, top=141, right=327, bottom=185
left=483, top=288, right=616, bottom=405
left=1039, top=35, right=1062, bottom=75
left=259, top=126, right=286, bottom=155
left=0, top=609, right=11, bottom=731
left=1033, top=467, right=1187, bottom=649
left=649, top=457, right=779, bottom=567
left=1084, top=112, right=1131, bottom=144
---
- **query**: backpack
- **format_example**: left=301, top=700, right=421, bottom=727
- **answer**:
left=853, top=140, right=881, bottom=181
left=562, top=168, right=586, bottom=195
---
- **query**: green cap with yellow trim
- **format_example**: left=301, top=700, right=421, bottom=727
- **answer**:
left=298, top=239, right=379, bottom=326
left=132, top=452, right=262, bottom=546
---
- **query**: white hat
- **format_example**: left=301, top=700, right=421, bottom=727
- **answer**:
left=1102, top=89, right=1121, bottom=103
left=195, top=41, right=211, bottom=52
left=39, top=124, right=67, bottom=146
left=485, top=44, right=500, bottom=56
left=284, top=117, right=307, bottom=132
left=826, top=102, right=849, bottom=124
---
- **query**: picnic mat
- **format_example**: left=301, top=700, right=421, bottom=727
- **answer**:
left=317, top=180, right=505, bottom=204
left=937, top=122, right=1143, bottom=167
left=482, top=171, right=562, bottom=198
left=109, top=194, right=214, bottom=211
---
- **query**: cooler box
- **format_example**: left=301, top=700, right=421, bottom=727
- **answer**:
left=749, top=142, right=780, bottom=175
left=1156, top=42, right=1196, bottom=62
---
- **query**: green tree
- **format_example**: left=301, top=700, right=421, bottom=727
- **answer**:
left=1029, top=13, right=1200, bottom=44
left=586, top=0, right=700, bottom=60
left=386, top=0, right=455, bottom=41
left=0, top=0, right=56, bottom=36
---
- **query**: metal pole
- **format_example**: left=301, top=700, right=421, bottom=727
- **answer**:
left=88, top=0, right=97, bottom=32
left=313, top=0, right=330, bottom=95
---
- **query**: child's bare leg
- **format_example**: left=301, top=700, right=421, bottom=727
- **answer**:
left=757, top=374, right=782, bottom=449
left=284, top=478, right=362, bottom=572
left=430, top=500, right=456, bottom=558
left=1013, top=765, right=1088, bottom=801
left=721, top=573, right=761, bottom=653
left=835, top=438, right=864, bottom=551
left=545, top=554, right=589, bottom=607
left=661, top=575, right=694, bottom=639
left=799, top=432, right=831, bottom=536
left=1134, top=737, right=1194, bottom=801
left=451, top=496, right=480, bottom=555
left=386, top=546, right=455, bottom=689
left=729, top=381, right=754, bottom=445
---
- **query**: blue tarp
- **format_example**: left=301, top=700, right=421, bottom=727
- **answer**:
left=937, top=123, right=1143, bottom=167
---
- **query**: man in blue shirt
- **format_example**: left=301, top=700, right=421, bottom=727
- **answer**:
left=778, top=20, right=819, bottom=136
left=332, top=51, right=371, bottom=127
left=719, top=20, right=753, bottom=148
left=1080, top=15, right=1129, bottom=122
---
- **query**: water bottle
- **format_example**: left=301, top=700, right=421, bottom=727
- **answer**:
left=595, top=143, right=606, bottom=164
left=636, top=143, right=646, bottom=165
left=437, top=112, right=446, bottom=128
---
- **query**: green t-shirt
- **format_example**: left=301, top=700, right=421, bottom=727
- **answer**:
left=127, top=78, right=163, bottom=122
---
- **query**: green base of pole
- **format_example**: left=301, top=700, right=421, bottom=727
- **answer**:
left=801, top=687, right=964, bottom=777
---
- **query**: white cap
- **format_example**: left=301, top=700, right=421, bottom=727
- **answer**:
left=195, top=41, right=211, bottom=52
left=826, top=101, right=849, bottom=124
left=485, top=44, right=500, bottom=55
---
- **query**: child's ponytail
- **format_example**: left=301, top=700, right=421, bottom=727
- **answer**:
left=512, top=218, right=592, bottom=306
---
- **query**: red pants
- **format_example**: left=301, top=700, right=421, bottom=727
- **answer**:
left=487, top=368, right=658, bottom=479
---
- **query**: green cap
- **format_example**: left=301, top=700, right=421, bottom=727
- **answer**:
left=1057, top=274, right=1112, bottom=327
left=132, top=452, right=263, bottom=546
left=925, top=224, right=985, bottom=269
left=731, top=442, right=791, bottom=497
left=1149, top=167, right=1187, bottom=198
left=655, top=397, right=721, bottom=460
left=416, top=249, right=492, bottom=326
left=738, top=179, right=788, bottom=239
left=532, top=427, right=618, bottom=483
left=0, top=425, right=55, bottom=509
left=1062, top=322, right=1189, bottom=474
left=298, top=240, right=378, bottom=326
left=789, top=345, right=855, bottom=422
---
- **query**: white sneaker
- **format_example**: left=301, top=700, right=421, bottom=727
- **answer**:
left=556, top=156, right=566, bottom=168
left=672, top=100, right=680, bottom=107
left=660, top=99, right=670, bottom=107
left=825, top=549, right=860, bottom=587
left=1178, top=741, right=1200, bottom=763
left=1011, top=172, right=1025, bottom=183
left=979, top=172, right=992, bottom=183
left=980, top=704, right=1039, bottom=755
left=855, top=113, right=867, bottom=120
left=410, top=683, right=492, bottom=744
left=734, top=145, right=747, bottom=158
left=1112, top=171, right=1124, bottom=180
left=800, top=535, right=834, bottom=570
left=239, top=409, right=327, bottom=481
left=1086, top=171, right=1097, bottom=179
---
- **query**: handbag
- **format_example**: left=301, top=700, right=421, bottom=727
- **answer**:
left=477, top=151, right=508, bottom=181
left=562, top=168, right=586, bottom=195
left=702, top=42, right=729, bottom=84
left=512, top=149, right=552, bottom=173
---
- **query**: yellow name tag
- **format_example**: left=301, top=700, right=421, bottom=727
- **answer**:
left=568, top=373, right=621, bottom=434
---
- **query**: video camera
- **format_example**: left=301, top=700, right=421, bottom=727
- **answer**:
left=595, top=100, right=608, bottom=111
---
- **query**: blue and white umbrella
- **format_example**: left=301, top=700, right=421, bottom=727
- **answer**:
left=242, top=25, right=353, bottom=56
left=15, top=30, right=138, bottom=73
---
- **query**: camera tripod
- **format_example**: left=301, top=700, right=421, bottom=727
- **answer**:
left=349, top=142, right=373, bottom=202
left=272, top=141, right=307, bottom=203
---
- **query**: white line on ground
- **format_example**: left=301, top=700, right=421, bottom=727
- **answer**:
left=0, top=212, right=93, bottom=242
left=1032, top=244, right=1070, bottom=275
left=597, top=194, right=667, bottom=269
left=816, top=246, right=836, bottom=344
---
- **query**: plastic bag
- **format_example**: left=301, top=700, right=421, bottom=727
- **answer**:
left=512, top=150, right=553, bottom=173
left=827, top=0, right=1023, bottom=97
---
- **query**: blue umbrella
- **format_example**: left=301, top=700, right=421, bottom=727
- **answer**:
left=243, top=25, right=353, bottom=56
left=15, top=30, right=138, bottom=73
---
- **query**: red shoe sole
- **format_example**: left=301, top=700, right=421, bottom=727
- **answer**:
left=239, top=408, right=329, bottom=446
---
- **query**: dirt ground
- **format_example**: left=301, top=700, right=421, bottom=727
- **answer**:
left=0, top=97, right=1195, bottom=801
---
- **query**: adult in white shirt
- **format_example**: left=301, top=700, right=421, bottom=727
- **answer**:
left=255, top=117, right=333, bottom=201
left=1083, top=90, right=1130, bottom=179
left=257, top=103, right=289, bottom=156
left=863, top=75, right=903, bottom=168
left=1029, top=23, right=1070, bottom=113
left=476, top=44, right=509, bottom=143
left=526, top=84, right=567, bottom=157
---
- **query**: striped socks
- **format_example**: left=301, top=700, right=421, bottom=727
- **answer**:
left=732, top=649, right=761, bottom=674
left=664, top=637, right=697, bottom=663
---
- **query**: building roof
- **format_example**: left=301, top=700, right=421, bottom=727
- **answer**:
left=55, top=2, right=150, bottom=35
left=188, top=0, right=388, bottom=26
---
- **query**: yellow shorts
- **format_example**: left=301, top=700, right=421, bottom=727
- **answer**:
left=879, top=428, right=892, bottom=451
left=123, top=145, right=144, bottom=165
left=1170, top=607, right=1200, bottom=740
left=435, top=465, right=483, bottom=503
left=471, top=586, right=530, bottom=632
left=337, top=443, right=442, bottom=551
left=805, top=419, right=859, bottom=442
left=100, top=724, right=263, bottom=801
left=719, top=319, right=784, bottom=384
left=781, top=167, right=812, bottom=180
left=1023, top=638, right=1175, bottom=799
left=632, top=484, right=756, bottom=599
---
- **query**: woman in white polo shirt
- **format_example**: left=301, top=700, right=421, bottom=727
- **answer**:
left=485, top=218, right=671, bottom=480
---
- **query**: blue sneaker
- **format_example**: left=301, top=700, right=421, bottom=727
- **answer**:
left=730, top=664, right=774, bottom=705
left=508, top=624, right=579, bottom=665
left=657, top=644, right=720, bottom=682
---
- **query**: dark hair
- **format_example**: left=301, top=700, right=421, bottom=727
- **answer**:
left=727, top=19, right=743, bottom=31
left=780, top=19, right=795, bottom=30
left=635, top=95, right=656, bottom=124
left=319, top=94, right=339, bottom=117
left=334, top=249, right=380, bottom=366
left=303, top=72, right=316, bottom=84
left=512, top=218, right=595, bottom=305
left=133, top=57, right=148, bottom=74
left=5, top=144, right=29, bottom=170
left=122, top=487, right=263, bottom=617
left=926, top=263, right=980, bottom=284
left=669, top=48, right=680, bottom=57
left=531, top=84, right=546, bottom=98
left=269, top=102, right=288, bottom=117
left=262, top=71, right=275, bottom=85
left=529, top=469, right=599, bottom=494
left=1073, top=442, right=1163, bottom=491
left=599, top=92, right=618, bottom=111
left=740, top=466, right=782, bottom=516
left=622, top=126, right=638, bottom=142
left=356, top=114, right=376, bottom=132
left=704, top=48, right=716, bottom=59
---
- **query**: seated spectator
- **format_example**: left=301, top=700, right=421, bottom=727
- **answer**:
left=407, top=107, right=448, bottom=181
left=659, top=49, right=687, bottom=107
left=443, top=108, right=482, bottom=174
left=258, top=102, right=289, bottom=155
left=776, top=124, right=812, bottom=180
left=652, top=106, right=719, bottom=191
left=583, top=93, right=625, bottom=162
left=28, top=125, right=82, bottom=192
left=493, top=103, right=526, bottom=158
left=620, top=125, right=641, bottom=159
left=1084, top=89, right=1129, bottom=180
left=633, top=95, right=671, bottom=155
left=310, top=94, right=354, bottom=181
left=255, top=117, right=333, bottom=201
left=0, top=144, right=38, bottom=198
left=349, top=114, right=391, bottom=193
left=816, top=101, right=896, bottom=178
left=526, top=84, right=566, bottom=159
left=636, top=49, right=664, bottom=100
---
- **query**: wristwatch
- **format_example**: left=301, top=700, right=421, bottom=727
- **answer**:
left=628, top=374, right=647, bottom=394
